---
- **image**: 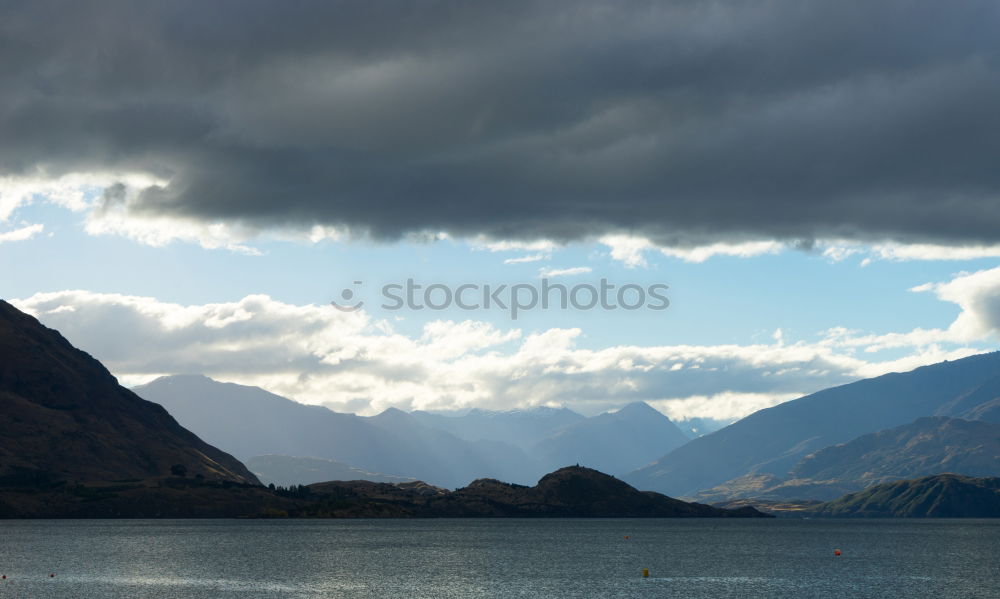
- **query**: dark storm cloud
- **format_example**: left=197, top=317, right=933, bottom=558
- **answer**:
left=3, top=0, right=1000, bottom=245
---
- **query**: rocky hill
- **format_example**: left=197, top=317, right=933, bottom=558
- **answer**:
left=0, top=300, right=257, bottom=486
left=811, top=474, right=1000, bottom=518
left=298, top=466, right=771, bottom=518
left=790, top=417, right=1000, bottom=484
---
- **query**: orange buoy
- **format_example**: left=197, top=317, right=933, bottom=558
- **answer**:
left=834, top=549, right=842, bottom=556
left=624, top=535, right=630, bottom=540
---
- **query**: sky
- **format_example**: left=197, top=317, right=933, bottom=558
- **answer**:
left=3, top=1, right=1000, bottom=420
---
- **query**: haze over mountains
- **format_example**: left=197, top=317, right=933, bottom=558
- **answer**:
left=411, top=407, right=585, bottom=449
left=135, top=375, right=535, bottom=489
left=626, top=352, right=1000, bottom=498
left=532, top=401, right=689, bottom=475
left=245, top=455, right=416, bottom=488
left=416, top=401, right=689, bottom=474
left=135, top=375, right=690, bottom=488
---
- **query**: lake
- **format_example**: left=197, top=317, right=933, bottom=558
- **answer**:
left=0, top=518, right=997, bottom=598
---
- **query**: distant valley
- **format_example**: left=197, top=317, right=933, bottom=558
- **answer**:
left=135, top=375, right=690, bottom=488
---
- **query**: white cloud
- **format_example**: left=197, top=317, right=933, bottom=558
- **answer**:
left=85, top=188, right=264, bottom=255
left=929, top=266, right=1000, bottom=341
left=805, top=266, right=1000, bottom=360
left=86, top=214, right=265, bottom=255
left=0, top=170, right=274, bottom=254
left=820, top=243, right=862, bottom=262
left=600, top=234, right=784, bottom=266
left=651, top=392, right=801, bottom=422
left=0, top=171, right=163, bottom=222
left=0, top=223, right=44, bottom=244
left=659, top=240, right=784, bottom=263
left=472, top=237, right=559, bottom=253
left=8, top=171, right=1000, bottom=269
left=13, top=286, right=994, bottom=420
left=419, top=320, right=522, bottom=360
left=599, top=234, right=655, bottom=268
left=601, top=236, right=1000, bottom=269
left=504, top=253, right=547, bottom=264
left=4, top=169, right=1000, bottom=268
left=872, top=243, right=1000, bottom=262
left=817, top=240, right=1000, bottom=265
left=0, top=171, right=355, bottom=254
left=301, top=225, right=349, bottom=244
left=539, top=266, right=592, bottom=278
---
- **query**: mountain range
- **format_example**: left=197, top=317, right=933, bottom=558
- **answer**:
left=411, top=406, right=585, bottom=448
left=135, top=375, right=690, bottom=487
left=695, top=416, right=1000, bottom=502
left=789, top=417, right=1000, bottom=488
left=625, top=352, right=1000, bottom=498
left=134, top=375, right=537, bottom=489
left=415, top=401, right=689, bottom=473
left=532, top=401, right=689, bottom=474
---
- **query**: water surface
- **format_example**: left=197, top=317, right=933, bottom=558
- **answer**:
left=0, top=518, right=997, bottom=598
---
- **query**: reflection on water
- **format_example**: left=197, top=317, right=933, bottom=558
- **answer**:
left=0, top=518, right=998, bottom=598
